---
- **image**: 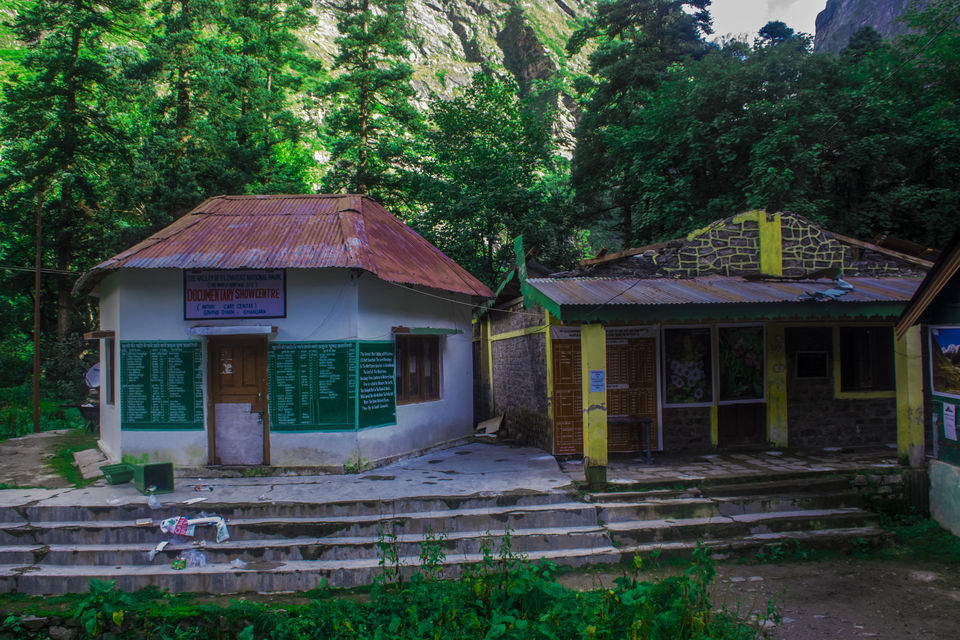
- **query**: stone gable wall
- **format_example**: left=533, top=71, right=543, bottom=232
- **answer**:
left=781, top=214, right=846, bottom=276
left=666, top=216, right=762, bottom=277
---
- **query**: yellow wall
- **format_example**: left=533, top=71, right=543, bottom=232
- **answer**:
left=580, top=324, right=607, bottom=485
left=766, top=323, right=789, bottom=447
left=895, top=325, right=924, bottom=467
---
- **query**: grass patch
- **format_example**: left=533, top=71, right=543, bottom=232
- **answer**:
left=47, top=429, right=98, bottom=487
left=881, top=516, right=960, bottom=564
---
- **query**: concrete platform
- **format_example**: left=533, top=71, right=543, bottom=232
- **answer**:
left=560, top=445, right=900, bottom=488
left=0, top=442, right=574, bottom=515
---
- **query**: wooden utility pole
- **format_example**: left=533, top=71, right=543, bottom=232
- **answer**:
left=33, top=191, right=43, bottom=433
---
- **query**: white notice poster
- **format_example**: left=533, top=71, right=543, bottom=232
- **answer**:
left=944, top=404, right=957, bottom=441
left=589, top=370, right=606, bottom=393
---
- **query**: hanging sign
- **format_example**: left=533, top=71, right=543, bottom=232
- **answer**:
left=184, top=270, right=285, bottom=320
left=945, top=404, right=957, bottom=442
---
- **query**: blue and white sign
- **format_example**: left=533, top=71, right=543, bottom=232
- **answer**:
left=184, top=270, right=285, bottom=319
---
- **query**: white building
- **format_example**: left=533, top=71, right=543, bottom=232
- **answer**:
left=74, top=195, right=493, bottom=469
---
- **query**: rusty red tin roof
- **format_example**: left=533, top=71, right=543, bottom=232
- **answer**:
left=75, top=195, right=493, bottom=298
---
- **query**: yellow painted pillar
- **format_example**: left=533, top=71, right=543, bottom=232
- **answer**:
left=758, top=212, right=783, bottom=276
left=766, top=323, right=789, bottom=447
left=580, top=324, right=608, bottom=487
left=545, top=311, right=555, bottom=428
left=895, top=325, right=924, bottom=467
left=480, top=316, right=494, bottom=414
left=710, top=406, right=718, bottom=447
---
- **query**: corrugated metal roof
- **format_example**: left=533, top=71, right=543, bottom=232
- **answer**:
left=75, top=195, right=493, bottom=298
left=528, top=275, right=923, bottom=307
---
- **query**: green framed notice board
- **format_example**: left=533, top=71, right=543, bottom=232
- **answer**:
left=358, top=341, right=396, bottom=429
left=268, top=342, right=356, bottom=431
left=268, top=341, right=396, bottom=432
left=120, top=341, right=203, bottom=429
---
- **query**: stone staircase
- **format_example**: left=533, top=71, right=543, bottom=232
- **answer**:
left=0, top=472, right=888, bottom=595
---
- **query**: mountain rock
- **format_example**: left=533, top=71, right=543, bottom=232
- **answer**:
left=813, top=0, right=925, bottom=52
left=308, top=1, right=589, bottom=99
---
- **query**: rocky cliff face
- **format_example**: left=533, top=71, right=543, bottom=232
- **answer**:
left=813, top=0, right=923, bottom=52
left=307, top=1, right=590, bottom=99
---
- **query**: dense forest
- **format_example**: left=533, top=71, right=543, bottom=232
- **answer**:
left=1, top=0, right=959, bottom=415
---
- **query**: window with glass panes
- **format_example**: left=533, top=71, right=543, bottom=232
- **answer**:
left=395, top=336, right=440, bottom=404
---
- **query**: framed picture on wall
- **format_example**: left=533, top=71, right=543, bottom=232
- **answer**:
left=662, top=326, right=713, bottom=407
left=718, top=325, right=765, bottom=403
left=930, top=326, right=960, bottom=400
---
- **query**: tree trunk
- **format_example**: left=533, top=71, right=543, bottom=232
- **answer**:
left=56, top=18, right=82, bottom=338
left=357, top=0, right=370, bottom=194
left=621, top=200, right=633, bottom=249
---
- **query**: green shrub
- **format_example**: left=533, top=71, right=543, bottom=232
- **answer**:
left=0, top=385, right=83, bottom=440
left=6, top=542, right=771, bottom=640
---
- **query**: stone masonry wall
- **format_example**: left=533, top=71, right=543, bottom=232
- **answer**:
left=780, top=214, right=846, bottom=276
left=489, top=301, right=544, bottom=334
left=666, top=216, right=761, bottom=277
left=785, top=327, right=897, bottom=448
left=491, top=331, right=551, bottom=452
left=661, top=406, right=713, bottom=451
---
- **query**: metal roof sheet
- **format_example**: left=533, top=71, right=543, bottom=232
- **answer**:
left=527, top=275, right=923, bottom=307
left=75, top=195, right=493, bottom=298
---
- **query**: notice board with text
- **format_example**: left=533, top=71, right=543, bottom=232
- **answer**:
left=120, top=341, right=204, bottom=430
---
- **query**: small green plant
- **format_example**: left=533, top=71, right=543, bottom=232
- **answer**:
left=73, top=579, right=135, bottom=636
left=850, top=536, right=872, bottom=558
left=419, top=527, right=447, bottom=581
left=239, top=466, right=273, bottom=478
left=375, top=518, right=405, bottom=587
left=754, top=543, right=785, bottom=564
left=121, top=452, right=150, bottom=465
left=1, top=614, right=23, bottom=635
left=343, top=452, right=372, bottom=474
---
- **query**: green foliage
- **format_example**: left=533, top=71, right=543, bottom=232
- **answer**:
left=0, top=385, right=83, bottom=441
left=884, top=515, right=960, bottom=564
left=409, top=72, right=578, bottom=285
left=569, top=0, right=714, bottom=246
left=572, top=1, right=960, bottom=249
left=73, top=579, right=135, bottom=636
left=321, top=0, right=420, bottom=199
left=35, top=540, right=761, bottom=639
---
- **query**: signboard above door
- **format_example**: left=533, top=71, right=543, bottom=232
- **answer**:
left=184, top=270, right=285, bottom=320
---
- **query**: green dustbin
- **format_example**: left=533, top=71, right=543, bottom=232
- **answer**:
left=134, top=462, right=175, bottom=495
left=100, top=463, right=134, bottom=485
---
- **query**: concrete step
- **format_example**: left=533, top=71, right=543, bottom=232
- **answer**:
left=607, top=507, right=878, bottom=546
left=16, top=491, right=577, bottom=524
left=0, top=502, right=602, bottom=546
left=0, top=522, right=891, bottom=596
left=596, top=469, right=858, bottom=494
left=0, top=544, right=629, bottom=595
left=594, top=490, right=865, bottom=523
left=0, top=525, right=612, bottom=567
left=626, top=525, right=891, bottom=561
left=701, top=475, right=854, bottom=497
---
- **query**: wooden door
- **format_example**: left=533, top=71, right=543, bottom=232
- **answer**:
left=718, top=403, right=765, bottom=447
left=607, top=337, right=659, bottom=452
left=552, top=339, right=583, bottom=455
left=209, top=337, right=268, bottom=465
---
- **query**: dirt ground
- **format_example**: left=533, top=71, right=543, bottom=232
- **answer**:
left=559, top=557, right=960, bottom=639
left=0, top=429, right=91, bottom=488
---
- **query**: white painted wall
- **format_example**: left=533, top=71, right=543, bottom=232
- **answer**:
left=97, top=276, right=121, bottom=461
left=358, top=274, right=475, bottom=462
left=96, top=267, right=475, bottom=468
